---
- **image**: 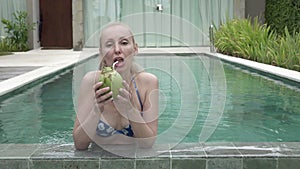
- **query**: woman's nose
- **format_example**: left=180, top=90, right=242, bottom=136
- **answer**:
left=114, top=43, right=121, bottom=54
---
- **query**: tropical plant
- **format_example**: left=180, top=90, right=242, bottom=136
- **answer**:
left=1, top=11, right=36, bottom=52
left=265, top=0, right=300, bottom=35
left=214, top=17, right=300, bottom=72
left=0, top=37, right=13, bottom=56
left=275, top=28, right=300, bottom=71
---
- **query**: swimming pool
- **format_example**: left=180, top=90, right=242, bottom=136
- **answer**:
left=0, top=53, right=300, bottom=144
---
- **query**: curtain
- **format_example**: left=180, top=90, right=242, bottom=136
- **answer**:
left=0, top=0, right=27, bottom=37
left=119, top=0, right=145, bottom=46
left=83, top=0, right=233, bottom=47
left=84, top=0, right=119, bottom=47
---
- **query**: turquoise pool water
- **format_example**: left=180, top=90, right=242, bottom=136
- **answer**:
left=0, top=54, right=300, bottom=144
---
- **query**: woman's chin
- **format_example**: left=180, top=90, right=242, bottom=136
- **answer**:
left=115, top=64, right=127, bottom=73
left=115, top=67, right=124, bottom=73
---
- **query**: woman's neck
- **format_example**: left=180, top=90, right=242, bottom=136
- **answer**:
left=120, top=69, right=134, bottom=84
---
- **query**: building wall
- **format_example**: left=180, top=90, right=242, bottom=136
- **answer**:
left=234, top=0, right=245, bottom=19
left=26, top=0, right=40, bottom=49
left=72, top=0, right=84, bottom=51
left=245, top=0, right=265, bottom=23
left=27, top=0, right=246, bottom=49
left=78, top=0, right=245, bottom=46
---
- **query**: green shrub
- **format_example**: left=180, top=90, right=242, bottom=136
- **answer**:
left=1, top=11, right=36, bottom=52
left=214, top=17, right=300, bottom=72
left=275, top=28, right=300, bottom=71
left=0, top=37, right=12, bottom=55
left=265, top=0, right=300, bottom=35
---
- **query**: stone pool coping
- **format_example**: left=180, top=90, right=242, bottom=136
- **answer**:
left=209, top=52, right=300, bottom=84
left=1, top=142, right=300, bottom=168
left=0, top=49, right=97, bottom=96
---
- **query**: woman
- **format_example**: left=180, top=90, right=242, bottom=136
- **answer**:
left=73, top=22, right=159, bottom=150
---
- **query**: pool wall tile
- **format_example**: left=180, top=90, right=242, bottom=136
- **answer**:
left=243, top=158, right=277, bottom=169
left=0, top=159, right=28, bottom=169
left=136, top=158, right=170, bottom=169
left=172, top=158, right=206, bottom=169
left=63, top=159, right=99, bottom=169
left=206, top=158, right=243, bottom=169
left=31, top=159, right=64, bottom=169
left=100, top=159, right=134, bottom=169
left=278, top=158, right=300, bottom=169
left=1, top=143, right=300, bottom=168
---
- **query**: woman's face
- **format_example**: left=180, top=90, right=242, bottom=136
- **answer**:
left=100, top=24, right=138, bottom=73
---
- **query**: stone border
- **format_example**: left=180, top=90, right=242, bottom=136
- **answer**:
left=207, top=52, right=300, bottom=84
left=0, top=142, right=300, bottom=169
left=0, top=49, right=96, bottom=97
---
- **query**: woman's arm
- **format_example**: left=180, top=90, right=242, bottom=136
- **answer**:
left=73, top=71, right=112, bottom=150
left=73, top=72, right=98, bottom=150
left=134, top=73, right=159, bottom=147
left=115, top=72, right=159, bottom=148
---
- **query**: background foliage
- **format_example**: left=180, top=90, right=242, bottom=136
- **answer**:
left=214, top=17, right=300, bottom=72
left=1, top=11, right=35, bottom=53
left=265, top=0, right=300, bottom=35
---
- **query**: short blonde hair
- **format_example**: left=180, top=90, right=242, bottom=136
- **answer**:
left=99, top=22, right=136, bottom=49
left=98, top=22, right=143, bottom=75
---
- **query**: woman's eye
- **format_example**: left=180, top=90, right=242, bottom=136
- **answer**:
left=105, top=42, right=113, bottom=48
left=121, top=40, right=129, bottom=45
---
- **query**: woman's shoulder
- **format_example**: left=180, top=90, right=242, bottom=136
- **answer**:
left=136, top=72, right=158, bottom=87
left=81, top=71, right=99, bottom=84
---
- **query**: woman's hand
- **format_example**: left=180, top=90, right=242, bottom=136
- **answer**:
left=113, top=80, right=135, bottom=117
left=94, top=82, right=113, bottom=109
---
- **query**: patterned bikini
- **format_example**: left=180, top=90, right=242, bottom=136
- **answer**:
left=96, top=77, right=143, bottom=137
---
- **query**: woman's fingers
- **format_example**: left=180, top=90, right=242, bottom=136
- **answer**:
left=95, top=86, right=110, bottom=98
left=118, top=81, right=131, bottom=100
left=118, top=88, right=130, bottom=99
left=122, top=80, right=130, bottom=91
left=96, top=91, right=112, bottom=103
left=94, top=82, right=113, bottom=106
left=93, top=80, right=134, bottom=110
left=94, top=81, right=103, bottom=92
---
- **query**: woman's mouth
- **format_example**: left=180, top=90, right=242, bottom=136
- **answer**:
left=113, top=57, right=124, bottom=68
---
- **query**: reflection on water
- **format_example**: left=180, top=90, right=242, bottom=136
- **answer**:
left=208, top=62, right=300, bottom=142
left=0, top=84, right=43, bottom=143
left=0, top=70, right=74, bottom=144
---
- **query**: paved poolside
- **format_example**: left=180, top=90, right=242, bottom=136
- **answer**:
left=0, top=49, right=88, bottom=96
left=0, top=47, right=299, bottom=97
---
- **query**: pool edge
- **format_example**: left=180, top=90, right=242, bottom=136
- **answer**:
left=206, top=52, right=300, bottom=84
left=0, top=49, right=98, bottom=97
left=0, top=142, right=300, bottom=169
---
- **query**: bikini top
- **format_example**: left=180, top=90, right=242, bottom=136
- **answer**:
left=96, top=77, right=143, bottom=137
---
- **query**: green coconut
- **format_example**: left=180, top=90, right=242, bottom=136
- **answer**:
left=99, top=62, right=123, bottom=100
